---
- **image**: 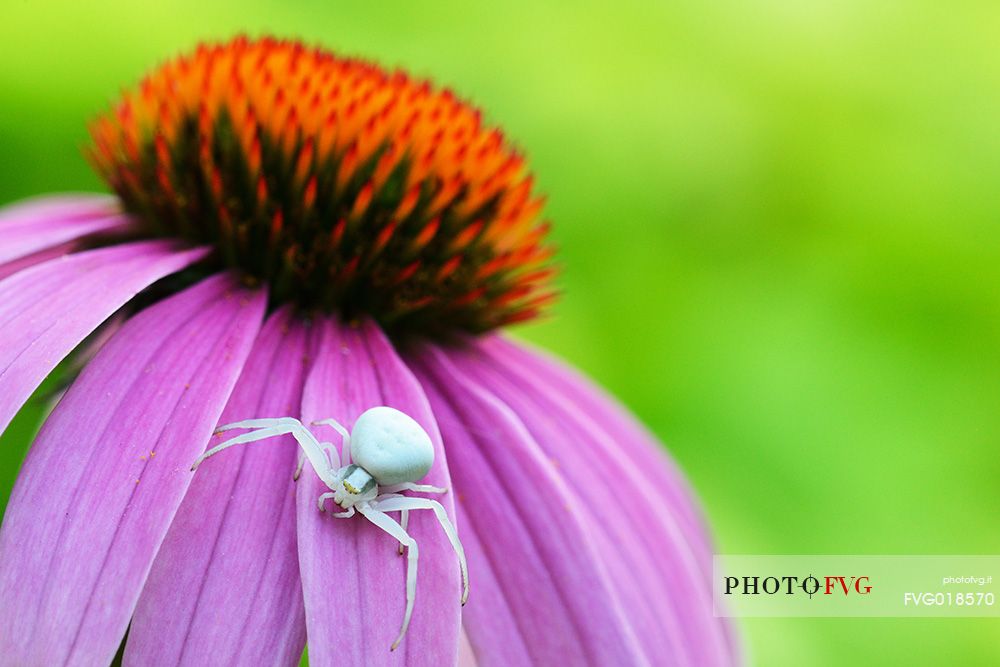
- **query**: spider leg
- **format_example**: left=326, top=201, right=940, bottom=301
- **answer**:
left=332, top=506, right=355, bottom=519
left=296, top=440, right=342, bottom=481
left=398, top=510, right=409, bottom=555
left=191, top=425, right=288, bottom=470
left=192, top=418, right=336, bottom=486
left=379, top=482, right=449, bottom=495
left=371, top=491, right=405, bottom=548
left=357, top=503, right=418, bottom=651
left=373, top=496, right=469, bottom=605
left=317, top=492, right=337, bottom=512
left=311, top=417, right=350, bottom=441
left=312, top=418, right=352, bottom=465
left=320, top=442, right=340, bottom=470
left=214, top=417, right=300, bottom=433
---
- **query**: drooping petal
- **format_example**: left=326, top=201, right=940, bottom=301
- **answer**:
left=441, top=490, right=533, bottom=667
left=0, top=241, right=208, bottom=438
left=410, top=347, right=652, bottom=667
left=458, top=628, right=478, bottom=667
left=0, top=193, right=127, bottom=266
left=439, top=338, right=735, bottom=666
left=0, top=242, right=77, bottom=281
left=439, top=348, right=689, bottom=664
left=296, top=319, right=461, bottom=667
left=0, top=274, right=265, bottom=666
left=479, top=336, right=743, bottom=663
left=481, top=335, right=715, bottom=566
left=0, top=214, right=128, bottom=266
left=125, top=307, right=310, bottom=667
left=0, top=193, right=116, bottom=225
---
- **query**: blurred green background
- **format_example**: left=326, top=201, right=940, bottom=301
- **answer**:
left=2, top=1, right=999, bottom=664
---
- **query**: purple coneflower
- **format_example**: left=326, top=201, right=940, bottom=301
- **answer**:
left=0, top=36, right=737, bottom=666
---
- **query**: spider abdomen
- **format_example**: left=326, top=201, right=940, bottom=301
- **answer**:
left=350, top=406, right=434, bottom=486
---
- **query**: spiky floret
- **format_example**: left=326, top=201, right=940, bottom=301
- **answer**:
left=89, top=36, right=555, bottom=336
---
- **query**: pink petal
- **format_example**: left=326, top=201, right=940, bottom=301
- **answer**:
left=297, top=319, right=462, bottom=666
left=0, top=242, right=77, bottom=281
left=482, top=335, right=714, bottom=565
left=0, top=193, right=116, bottom=224
left=0, top=241, right=209, bottom=438
left=441, top=338, right=734, bottom=666
left=410, top=348, right=651, bottom=667
left=125, top=307, right=310, bottom=666
left=477, top=337, right=743, bottom=663
left=0, top=193, right=128, bottom=266
left=0, top=274, right=265, bottom=666
left=458, top=628, right=478, bottom=667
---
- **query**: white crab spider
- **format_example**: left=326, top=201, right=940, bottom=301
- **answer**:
left=191, top=406, right=469, bottom=651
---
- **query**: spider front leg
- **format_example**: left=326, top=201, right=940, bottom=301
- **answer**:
left=192, top=417, right=337, bottom=486
left=317, top=490, right=357, bottom=518
left=356, top=502, right=419, bottom=651
left=317, top=492, right=337, bottom=512
left=373, top=495, right=469, bottom=605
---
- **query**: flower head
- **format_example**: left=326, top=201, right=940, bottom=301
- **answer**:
left=89, top=36, right=554, bottom=336
left=0, top=36, right=737, bottom=666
